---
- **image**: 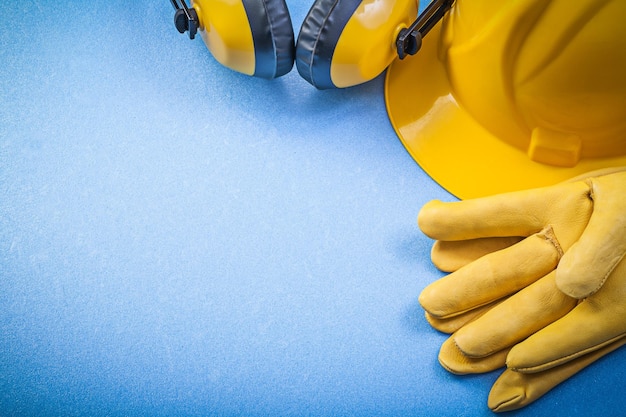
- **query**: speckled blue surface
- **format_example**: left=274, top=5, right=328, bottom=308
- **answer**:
left=1, top=1, right=625, bottom=416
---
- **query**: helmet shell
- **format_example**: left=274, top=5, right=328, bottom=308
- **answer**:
left=385, top=0, right=626, bottom=198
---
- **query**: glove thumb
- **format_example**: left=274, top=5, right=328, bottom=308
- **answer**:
left=556, top=172, right=626, bottom=299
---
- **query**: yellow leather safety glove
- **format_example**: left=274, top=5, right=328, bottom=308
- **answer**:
left=417, top=168, right=626, bottom=412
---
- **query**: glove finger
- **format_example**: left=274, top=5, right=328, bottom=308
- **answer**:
left=419, top=230, right=561, bottom=319
left=425, top=300, right=502, bottom=334
left=507, top=259, right=626, bottom=372
left=454, top=271, right=576, bottom=359
left=488, top=337, right=626, bottom=412
left=431, top=236, right=523, bottom=272
left=438, top=335, right=509, bottom=375
left=557, top=171, right=626, bottom=298
left=417, top=181, right=590, bottom=241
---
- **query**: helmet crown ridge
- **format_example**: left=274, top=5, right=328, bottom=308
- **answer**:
left=442, top=0, right=626, bottom=167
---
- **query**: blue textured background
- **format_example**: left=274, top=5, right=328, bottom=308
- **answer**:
left=1, top=1, right=625, bottom=416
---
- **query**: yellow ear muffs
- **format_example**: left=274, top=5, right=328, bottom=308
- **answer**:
left=295, top=0, right=360, bottom=89
left=295, top=0, right=418, bottom=89
left=175, top=0, right=295, bottom=79
left=242, top=0, right=295, bottom=78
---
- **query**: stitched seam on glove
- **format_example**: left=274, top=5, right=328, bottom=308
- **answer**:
left=584, top=177, right=625, bottom=297
left=591, top=253, right=626, bottom=297
left=509, top=334, right=626, bottom=373
left=540, top=225, right=564, bottom=259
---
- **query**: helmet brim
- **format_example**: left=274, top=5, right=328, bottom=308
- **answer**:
left=384, top=22, right=626, bottom=200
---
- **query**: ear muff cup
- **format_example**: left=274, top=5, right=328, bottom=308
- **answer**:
left=295, top=0, right=362, bottom=89
left=243, top=0, right=295, bottom=79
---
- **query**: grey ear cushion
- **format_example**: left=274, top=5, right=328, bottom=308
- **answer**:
left=295, top=0, right=361, bottom=89
left=242, top=0, right=295, bottom=79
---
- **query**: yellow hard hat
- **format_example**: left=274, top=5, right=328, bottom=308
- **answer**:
left=385, top=0, right=626, bottom=199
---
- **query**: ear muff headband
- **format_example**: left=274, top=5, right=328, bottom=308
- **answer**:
left=296, top=0, right=362, bottom=89
left=243, top=0, right=295, bottom=79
